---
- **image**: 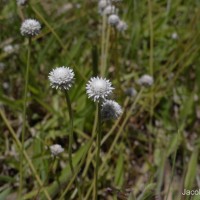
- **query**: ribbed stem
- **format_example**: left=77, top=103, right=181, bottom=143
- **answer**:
left=94, top=102, right=102, bottom=200
left=19, top=37, right=31, bottom=197
left=65, top=92, right=82, bottom=200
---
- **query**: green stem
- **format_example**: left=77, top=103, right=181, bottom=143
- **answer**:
left=94, top=103, right=102, bottom=200
left=148, top=0, right=154, bottom=153
left=19, top=37, right=31, bottom=197
left=65, top=92, right=82, bottom=200
left=102, top=21, right=110, bottom=76
left=100, top=14, right=107, bottom=76
left=65, top=92, right=74, bottom=174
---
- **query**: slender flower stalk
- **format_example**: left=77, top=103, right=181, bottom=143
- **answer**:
left=19, top=37, right=31, bottom=197
left=19, top=19, right=41, bottom=197
left=65, top=92, right=74, bottom=174
left=48, top=66, right=82, bottom=199
left=100, top=14, right=107, bottom=76
left=95, top=102, right=102, bottom=200
left=86, top=77, right=114, bottom=200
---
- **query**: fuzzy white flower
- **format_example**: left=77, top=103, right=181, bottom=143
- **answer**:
left=20, top=19, right=41, bottom=37
left=49, top=66, right=75, bottom=90
left=108, top=14, right=120, bottom=25
left=171, top=32, right=178, bottom=40
left=50, top=144, right=64, bottom=156
left=137, top=74, right=154, bottom=86
left=3, top=45, right=14, bottom=54
left=103, top=5, right=116, bottom=15
left=101, top=100, right=122, bottom=120
left=0, top=63, right=5, bottom=71
left=17, top=0, right=27, bottom=6
left=3, top=44, right=19, bottom=54
left=98, top=0, right=110, bottom=10
left=116, top=20, right=128, bottom=32
left=125, top=88, right=137, bottom=97
left=86, top=77, right=114, bottom=102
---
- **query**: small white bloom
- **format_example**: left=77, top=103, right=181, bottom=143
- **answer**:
left=49, top=66, right=75, bottom=90
left=108, top=14, right=120, bottom=25
left=50, top=144, right=64, bottom=156
left=3, top=44, right=19, bottom=54
left=86, top=77, right=114, bottom=102
left=116, top=20, right=128, bottom=32
left=3, top=82, right=9, bottom=90
left=0, top=63, right=5, bottom=71
left=16, top=0, right=27, bottom=6
left=3, top=45, right=14, bottom=54
left=98, top=0, right=110, bottom=10
left=137, top=74, right=154, bottom=87
left=125, top=88, right=137, bottom=97
left=101, top=100, right=122, bottom=120
left=103, top=5, right=116, bottom=15
left=20, top=19, right=41, bottom=37
left=171, top=32, right=178, bottom=40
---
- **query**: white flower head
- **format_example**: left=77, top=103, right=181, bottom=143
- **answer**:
left=0, top=62, right=5, bottom=71
left=49, top=66, right=75, bottom=90
left=137, top=74, right=154, bottom=87
left=98, top=0, right=110, bottom=11
left=101, top=100, right=122, bottom=120
left=103, top=5, right=116, bottom=15
left=17, top=0, right=27, bottom=6
left=20, top=19, right=41, bottom=37
left=50, top=144, right=64, bottom=156
left=86, top=77, right=114, bottom=102
left=3, top=45, right=14, bottom=54
left=116, top=20, right=128, bottom=32
left=171, top=32, right=178, bottom=40
left=108, top=14, right=120, bottom=26
left=125, top=87, right=137, bottom=97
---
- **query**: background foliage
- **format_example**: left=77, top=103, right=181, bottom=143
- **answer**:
left=0, top=0, right=200, bottom=199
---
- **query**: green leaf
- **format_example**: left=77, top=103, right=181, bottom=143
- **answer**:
left=0, top=188, right=12, bottom=200
left=184, top=148, right=199, bottom=190
left=23, top=140, right=92, bottom=200
left=114, top=152, right=124, bottom=187
left=167, top=130, right=181, bottom=157
left=137, top=183, right=156, bottom=200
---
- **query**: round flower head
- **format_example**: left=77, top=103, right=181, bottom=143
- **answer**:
left=17, top=0, right=27, bottom=6
left=103, top=5, right=116, bottom=15
left=116, top=20, right=128, bottom=32
left=108, top=14, right=120, bottom=26
left=98, top=0, right=110, bottom=10
left=86, top=77, right=114, bottom=102
left=20, top=19, right=41, bottom=37
left=125, top=87, right=137, bottom=97
left=50, top=144, right=64, bottom=156
left=137, top=74, right=154, bottom=87
left=48, top=66, right=75, bottom=90
left=101, top=100, right=122, bottom=120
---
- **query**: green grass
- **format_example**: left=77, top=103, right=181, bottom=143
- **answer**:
left=0, top=0, right=200, bottom=199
